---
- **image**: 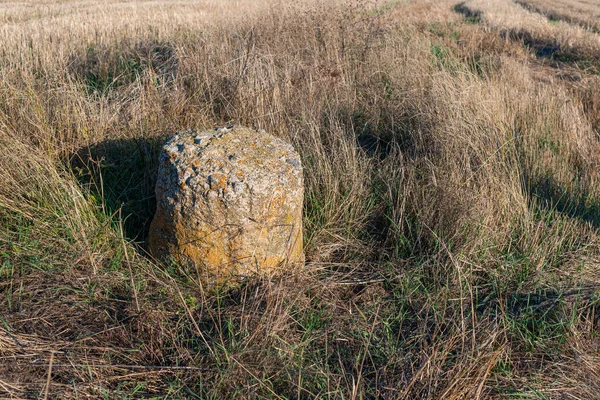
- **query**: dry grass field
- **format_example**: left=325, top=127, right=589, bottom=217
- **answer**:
left=2, top=0, right=600, bottom=398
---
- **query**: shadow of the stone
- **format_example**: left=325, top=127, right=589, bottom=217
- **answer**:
left=69, top=136, right=167, bottom=246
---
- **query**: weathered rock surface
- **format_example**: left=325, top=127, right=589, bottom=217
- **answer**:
left=148, top=126, right=304, bottom=286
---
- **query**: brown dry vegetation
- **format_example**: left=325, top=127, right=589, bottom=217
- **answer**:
left=2, top=0, right=600, bottom=398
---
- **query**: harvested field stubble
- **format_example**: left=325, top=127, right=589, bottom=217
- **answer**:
left=2, top=0, right=600, bottom=398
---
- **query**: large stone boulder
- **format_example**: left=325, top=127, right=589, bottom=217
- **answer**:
left=148, top=126, right=304, bottom=286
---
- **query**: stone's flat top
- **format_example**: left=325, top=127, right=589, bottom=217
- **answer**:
left=162, top=126, right=302, bottom=200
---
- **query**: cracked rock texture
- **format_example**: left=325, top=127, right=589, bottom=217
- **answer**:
left=148, top=126, right=304, bottom=286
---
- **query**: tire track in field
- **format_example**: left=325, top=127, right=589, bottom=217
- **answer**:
left=454, top=0, right=600, bottom=133
left=514, top=0, right=600, bottom=34
left=453, top=0, right=600, bottom=74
